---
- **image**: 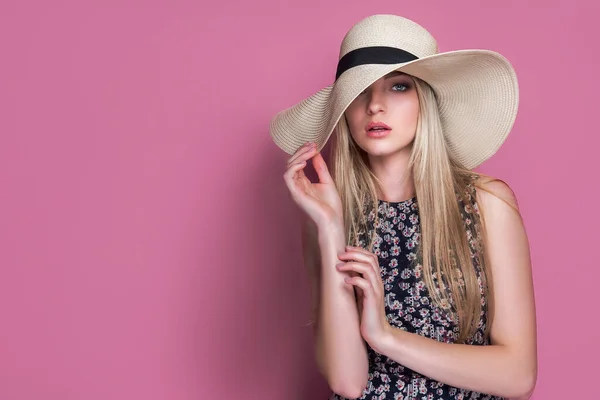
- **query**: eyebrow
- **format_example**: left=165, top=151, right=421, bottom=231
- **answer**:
left=383, top=71, right=408, bottom=79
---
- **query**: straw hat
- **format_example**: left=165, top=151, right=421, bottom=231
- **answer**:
left=268, top=14, right=519, bottom=170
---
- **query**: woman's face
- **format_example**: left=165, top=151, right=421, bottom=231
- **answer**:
left=344, top=71, right=419, bottom=158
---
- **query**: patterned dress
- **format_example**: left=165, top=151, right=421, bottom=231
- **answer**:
left=330, top=186, right=504, bottom=400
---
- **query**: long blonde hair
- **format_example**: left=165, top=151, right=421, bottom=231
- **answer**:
left=328, top=76, right=497, bottom=343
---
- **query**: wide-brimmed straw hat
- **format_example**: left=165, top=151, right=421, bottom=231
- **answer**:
left=268, top=14, right=519, bottom=170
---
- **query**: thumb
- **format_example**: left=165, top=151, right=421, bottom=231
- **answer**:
left=312, top=152, right=334, bottom=184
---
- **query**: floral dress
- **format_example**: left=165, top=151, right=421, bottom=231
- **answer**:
left=330, top=187, right=504, bottom=400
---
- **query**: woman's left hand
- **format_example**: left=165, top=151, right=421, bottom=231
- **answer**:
left=337, top=245, right=392, bottom=346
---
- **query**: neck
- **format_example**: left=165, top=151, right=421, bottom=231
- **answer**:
left=368, top=147, right=415, bottom=202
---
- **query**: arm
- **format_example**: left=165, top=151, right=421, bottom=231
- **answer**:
left=301, top=220, right=321, bottom=331
left=302, top=218, right=369, bottom=399
left=367, top=181, right=538, bottom=399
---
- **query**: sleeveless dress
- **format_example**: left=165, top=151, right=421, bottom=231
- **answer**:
left=330, top=185, right=504, bottom=400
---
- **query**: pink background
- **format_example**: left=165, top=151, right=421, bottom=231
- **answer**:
left=1, top=1, right=598, bottom=399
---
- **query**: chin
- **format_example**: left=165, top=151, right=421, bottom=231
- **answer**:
left=359, top=140, right=411, bottom=157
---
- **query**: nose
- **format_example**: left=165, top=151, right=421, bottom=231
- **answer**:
left=366, top=89, right=385, bottom=115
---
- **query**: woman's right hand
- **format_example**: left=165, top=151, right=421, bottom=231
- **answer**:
left=284, top=142, right=344, bottom=229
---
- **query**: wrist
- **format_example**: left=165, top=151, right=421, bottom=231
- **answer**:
left=317, top=222, right=345, bottom=248
left=369, top=323, right=396, bottom=355
left=316, top=218, right=344, bottom=236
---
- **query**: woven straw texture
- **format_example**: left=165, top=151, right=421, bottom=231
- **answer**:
left=269, top=15, right=519, bottom=170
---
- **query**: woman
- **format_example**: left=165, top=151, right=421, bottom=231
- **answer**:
left=271, top=15, right=537, bottom=400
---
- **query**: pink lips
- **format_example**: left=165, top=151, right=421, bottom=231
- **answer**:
left=366, top=121, right=391, bottom=138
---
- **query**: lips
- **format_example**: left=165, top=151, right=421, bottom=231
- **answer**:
left=366, top=121, right=391, bottom=137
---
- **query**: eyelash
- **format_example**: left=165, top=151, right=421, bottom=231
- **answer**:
left=360, top=83, right=410, bottom=95
left=393, top=83, right=409, bottom=91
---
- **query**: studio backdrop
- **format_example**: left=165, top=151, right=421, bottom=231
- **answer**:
left=1, top=1, right=598, bottom=399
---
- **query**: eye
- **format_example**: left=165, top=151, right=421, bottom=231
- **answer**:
left=392, top=83, right=409, bottom=92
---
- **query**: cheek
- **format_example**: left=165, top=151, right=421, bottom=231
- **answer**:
left=410, top=96, right=420, bottom=121
left=397, top=94, right=420, bottom=129
left=344, top=107, right=362, bottom=135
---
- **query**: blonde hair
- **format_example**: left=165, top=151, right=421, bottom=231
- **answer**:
left=328, top=76, right=497, bottom=343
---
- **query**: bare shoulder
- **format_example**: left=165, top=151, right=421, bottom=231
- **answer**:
left=472, top=174, right=531, bottom=273
left=473, top=175, right=520, bottom=215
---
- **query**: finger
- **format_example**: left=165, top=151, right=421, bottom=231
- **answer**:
left=345, top=245, right=370, bottom=254
left=340, top=246, right=376, bottom=257
left=283, top=160, right=307, bottom=180
left=338, top=249, right=378, bottom=269
left=286, top=144, right=317, bottom=168
left=286, top=146, right=313, bottom=169
left=344, top=276, right=373, bottom=297
left=286, top=149, right=313, bottom=170
left=342, top=247, right=381, bottom=274
left=339, top=250, right=382, bottom=291
left=283, top=161, right=310, bottom=199
left=311, top=152, right=334, bottom=185
left=336, top=262, right=381, bottom=296
left=336, top=261, right=372, bottom=276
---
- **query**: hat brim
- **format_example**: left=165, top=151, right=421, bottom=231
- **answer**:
left=269, top=49, right=519, bottom=170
